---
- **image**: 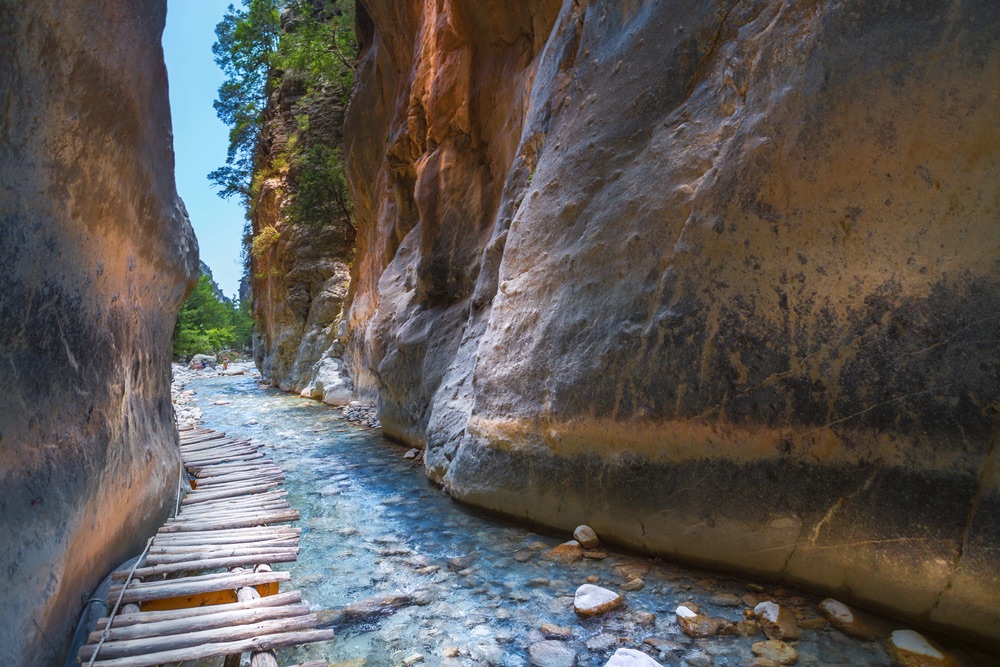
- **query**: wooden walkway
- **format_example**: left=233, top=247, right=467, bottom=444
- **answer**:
left=77, top=427, right=332, bottom=667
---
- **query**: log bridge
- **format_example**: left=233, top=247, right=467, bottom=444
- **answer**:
left=77, top=426, right=332, bottom=667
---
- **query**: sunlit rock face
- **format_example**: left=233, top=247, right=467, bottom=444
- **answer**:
left=251, top=62, right=355, bottom=403
left=344, top=0, right=999, bottom=645
left=0, top=1, right=198, bottom=664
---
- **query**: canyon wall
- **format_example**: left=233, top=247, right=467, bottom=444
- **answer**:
left=344, top=0, right=1000, bottom=645
left=251, top=17, right=356, bottom=403
left=0, top=1, right=198, bottom=664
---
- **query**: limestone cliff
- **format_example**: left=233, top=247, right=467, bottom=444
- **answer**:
left=344, top=0, right=1000, bottom=645
left=0, top=1, right=198, bottom=664
left=251, top=7, right=356, bottom=404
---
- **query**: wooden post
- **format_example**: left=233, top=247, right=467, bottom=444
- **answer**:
left=223, top=566, right=279, bottom=667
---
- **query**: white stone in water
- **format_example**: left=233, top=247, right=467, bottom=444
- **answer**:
left=574, top=584, right=623, bottom=617
left=754, top=600, right=780, bottom=622
left=890, top=630, right=944, bottom=660
left=604, top=648, right=663, bottom=666
left=819, top=598, right=853, bottom=623
left=675, top=604, right=698, bottom=619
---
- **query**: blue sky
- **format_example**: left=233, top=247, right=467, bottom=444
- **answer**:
left=163, top=0, right=245, bottom=298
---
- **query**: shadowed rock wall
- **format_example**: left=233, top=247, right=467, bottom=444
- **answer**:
left=344, top=0, right=1000, bottom=645
left=0, top=1, right=198, bottom=664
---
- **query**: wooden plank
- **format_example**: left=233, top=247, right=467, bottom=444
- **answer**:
left=183, top=451, right=263, bottom=467
left=118, top=551, right=299, bottom=578
left=176, top=504, right=292, bottom=521
left=195, top=472, right=285, bottom=488
left=195, top=464, right=281, bottom=478
left=145, top=546, right=299, bottom=563
left=151, top=534, right=299, bottom=548
left=177, top=493, right=290, bottom=512
left=88, top=628, right=334, bottom=667
left=153, top=527, right=300, bottom=542
left=95, top=591, right=303, bottom=630
left=148, top=544, right=299, bottom=558
left=191, top=461, right=276, bottom=476
left=178, top=433, right=228, bottom=446
left=156, top=512, right=300, bottom=532
left=181, top=483, right=287, bottom=505
left=108, top=570, right=291, bottom=604
left=180, top=438, right=247, bottom=453
left=189, top=476, right=284, bottom=492
left=178, top=498, right=291, bottom=517
left=78, top=614, right=319, bottom=661
left=88, top=603, right=312, bottom=643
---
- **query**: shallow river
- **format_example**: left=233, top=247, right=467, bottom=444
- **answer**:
left=186, top=373, right=925, bottom=667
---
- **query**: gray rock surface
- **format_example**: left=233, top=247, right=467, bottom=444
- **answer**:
left=343, top=0, right=1000, bottom=645
left=0, top=1, right=197, bottom=664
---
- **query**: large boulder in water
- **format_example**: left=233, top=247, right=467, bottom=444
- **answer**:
left=0, top=1, right=197, bottom=664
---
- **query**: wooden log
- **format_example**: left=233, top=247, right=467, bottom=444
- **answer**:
left=179, top=500, right=291, bottom=517
left=177, top=493, right=289, bottom=512
left=194, top=472, right=285, bottom=488
left=107, top=570, right=291, bottom=604
left=190, top=461, right=276, bottom=476
left=195, top=464, right=281, bottom=479
left=182, top=447, right=260, bottom=463
left=88, top=603, right=311, bottom=643
left=95, top=591, right=303, bottom=630
left=116, top=551, right=300, bottom=578
left=183, top=450, right=263, bottom=467
left=185, top=450, right=266, bottom=465
left=152, top=527, right=300, bottom=543
left=77, top=613, right=319, bottom=661
left=188, top=477, right=284, bottom=492
left=157, top=512, right=301, bottom=533
left=181, top=483, right=287, bottom=505
left=87, top=628, right=335, bottom=667
left=289, top=662, right=329, bottom=667
left=175, top=504, right=292, bottom=522
left=145, top=546, right=299, bottom=562
left=178, top=433, right=227, bottom=446
left=179, top=439, right=247, bottom=454
left=151, top=532, right=299, bottom=548
left=180, top=435, right=248, bottom=449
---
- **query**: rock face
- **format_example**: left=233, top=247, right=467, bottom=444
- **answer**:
left=251, top=15, right=355, bottom=401
left=0, top=1, right=197, bottom=665
left=343, top=0, right=1000, bottom=644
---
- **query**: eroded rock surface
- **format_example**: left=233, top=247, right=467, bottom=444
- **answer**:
left=343, top=0, right=1000, bottom=645
left=0, top=1, right=197, bottom=664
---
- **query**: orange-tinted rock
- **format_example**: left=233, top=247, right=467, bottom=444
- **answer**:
left=754, top=602, right=801, bottom=641
left=343, top=0, right=1000, bottom=646
left=574, top=584, right=624, bottom=617
left=818, top=598, right=875, bottom=640
left=0, top=1, right=197, bottom=664
left=675, top=604, right=733, bottom=638
left=544, top=540, right=584, bottom=564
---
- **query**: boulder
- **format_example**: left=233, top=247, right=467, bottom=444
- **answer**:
left=675, top=604, right=733, bottom=638
left=573, top=525, right=600, bottom=548
left=887, top=630, right=956, bottom=667
left=574, top=584, right=624, bottom=617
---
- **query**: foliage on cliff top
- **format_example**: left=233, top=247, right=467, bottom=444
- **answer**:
left=209, top=0, right=356, bottom=214
left=172, top=274, right=253, bottom=359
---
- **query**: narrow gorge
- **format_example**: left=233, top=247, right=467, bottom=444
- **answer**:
left=0, top=0, right=997, bottom=665
left=253, top=0, right=1000, bottom=647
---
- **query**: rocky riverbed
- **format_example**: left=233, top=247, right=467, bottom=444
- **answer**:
left=171, top=373, right=997, bottom=667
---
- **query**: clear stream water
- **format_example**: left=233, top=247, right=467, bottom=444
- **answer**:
left=183, top=373, right=976, bottom=667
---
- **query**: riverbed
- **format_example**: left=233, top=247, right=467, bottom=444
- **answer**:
left=181, top=371, right=976, bottom=667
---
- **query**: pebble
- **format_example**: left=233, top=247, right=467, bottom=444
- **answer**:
left=403, top=448, right=420, bottom=459
left=541, top=623, right=573, bottom=640
left=675, top=603, right=733, bottom=638
left=585, top=633, right=618, bottom=651
left=818, top=598, right=874, bottom=639
left=583, top=550, right=609, bottom=560
left=528, top=640, right=577, bottom=667
left=632, top=611, right=656, bottom=626
left=514, top=550, right=534, bottom=562
left=752, top=639, right=798, bottom=665
left=604, top=648, right=664, bottom=666
left=754, top=601, right=800, bottom=641
left=574, top=524, right=601, bottom=548
left=402, top=654, right=424, bottom=666
left=621, top=578, right=645, bottom=591
left=574, top=584, right=625, bottom=617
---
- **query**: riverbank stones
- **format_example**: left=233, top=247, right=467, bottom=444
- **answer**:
left=541, top=623, right=573, bottom=640
left=754, top=601, right=800, bottom=640
left=604, top=648, right=663, bottom=666
left=818, top=598, right=875, bottom=639
left=574, top=584, right=624, bottom=617
left=574, top=525, right=600, bottom=548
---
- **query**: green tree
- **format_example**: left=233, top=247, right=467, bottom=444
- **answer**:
left=172, top=276, right=254, bottom=359
left=209, top=0, right=281, bottom=205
